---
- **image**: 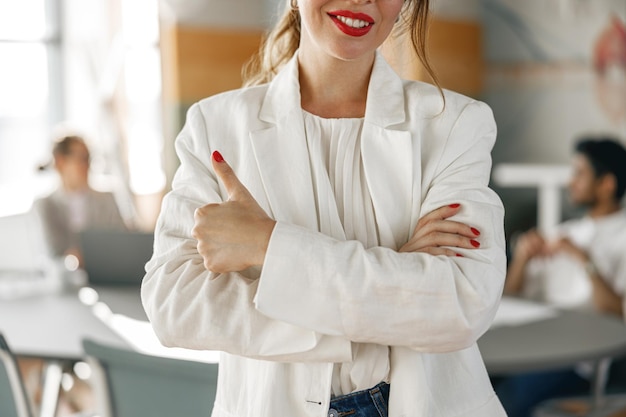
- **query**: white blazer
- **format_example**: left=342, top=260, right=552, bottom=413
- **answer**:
left=141, top=52, right=507, bottom=417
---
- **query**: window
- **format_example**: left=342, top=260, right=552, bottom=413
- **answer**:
left=0, top=0, right=62, bottom=215
left=120, top=0, right=165, bottom=196
left=0, top=0, right=165, bottom=225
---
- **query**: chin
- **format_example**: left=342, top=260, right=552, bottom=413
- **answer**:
left=329, top=42, right=378, bottom=62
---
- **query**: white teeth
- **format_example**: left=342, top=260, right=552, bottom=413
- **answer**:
left=336, top=15, right=370, bottom=28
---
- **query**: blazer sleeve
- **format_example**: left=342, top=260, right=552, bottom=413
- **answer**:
left=141, top=103, right=352, bottom=363
left=255, top=100, right=507, bottom=353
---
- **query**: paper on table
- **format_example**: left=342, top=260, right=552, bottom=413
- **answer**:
left=490, top=296, right=560, bottom=328
left=93, top=304, right=219, bottom=363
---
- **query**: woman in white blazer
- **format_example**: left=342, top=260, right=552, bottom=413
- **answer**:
left=141, top=0, right=507, bottom=416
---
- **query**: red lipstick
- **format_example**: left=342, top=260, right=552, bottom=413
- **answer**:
left=328, top=10, right=374, bottom=37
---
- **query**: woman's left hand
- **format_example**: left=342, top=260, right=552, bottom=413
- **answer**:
left=399, top=204, right=481, bottom=256
left=191, top=151, right=276, bottom=273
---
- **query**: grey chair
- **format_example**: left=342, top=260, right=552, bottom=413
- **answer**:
left=0, top=333, right=34, bottom=417
left=82, top=339, right=218, bottom=417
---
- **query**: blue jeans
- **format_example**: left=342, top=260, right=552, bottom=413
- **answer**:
left=328, top=382, right=390, bottom=417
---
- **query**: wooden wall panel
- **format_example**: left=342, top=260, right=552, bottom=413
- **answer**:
left=383, top=17, right=484, bottom=97
left=161, top=24, right=263, bottom=103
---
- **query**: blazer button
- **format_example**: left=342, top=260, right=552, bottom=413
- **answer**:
left=328, top=408, right=339, bottom=417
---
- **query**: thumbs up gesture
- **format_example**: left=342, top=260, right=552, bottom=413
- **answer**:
left=192, top=151, right=276, bottom=273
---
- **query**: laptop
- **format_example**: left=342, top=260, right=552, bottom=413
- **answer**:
left=79, top=229, right=154, bottom=286
left=0, top=210, right=59, bottom=299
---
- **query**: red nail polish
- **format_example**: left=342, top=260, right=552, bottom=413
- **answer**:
left=456, top=253, right=464, bottom=257
left=471, top=227, right=480, bottom=236
left=212, top=151, right=224, bottom=163
left=470, top=239, right=480, bottom=248
left=449, top=203, right=460, bottom=208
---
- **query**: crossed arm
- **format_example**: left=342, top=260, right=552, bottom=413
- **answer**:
left=193, top=151, right=483, bottom=274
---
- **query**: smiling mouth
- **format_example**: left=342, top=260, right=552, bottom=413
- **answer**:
left=328, top=11, right=375, bottom=36
left=333, top=14, right=371, bottom=29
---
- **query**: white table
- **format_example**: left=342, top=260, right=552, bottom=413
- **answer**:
left=478, top=297, right=626, bottom=411
left=0, top=286, right=134, bottom=417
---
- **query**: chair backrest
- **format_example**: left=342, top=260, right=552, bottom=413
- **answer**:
left=0, top=334, right=33, bottom=417
left=83, top=339, right=218, bottom=417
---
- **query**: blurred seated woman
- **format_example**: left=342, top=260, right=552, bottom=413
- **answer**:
left=35, top=135, right=128, bottom=265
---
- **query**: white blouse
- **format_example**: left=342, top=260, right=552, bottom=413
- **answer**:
left=302, top=110, right=390, bottom=396
left=65, top=190, right=89, bottom=231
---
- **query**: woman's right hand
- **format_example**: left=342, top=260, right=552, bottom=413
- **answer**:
left=399, top=204, right=481, bottom=257
left=191, top=151, right=276, bottom=274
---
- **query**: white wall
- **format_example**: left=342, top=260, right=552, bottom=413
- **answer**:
left=159, top=0, right=276, bottom=29
left=158, top=0, right=483, bottom=29
left=432, top=0, right=480, bottom=22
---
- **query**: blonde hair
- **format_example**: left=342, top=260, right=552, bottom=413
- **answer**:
left=242, top=0, right=440, bottom=91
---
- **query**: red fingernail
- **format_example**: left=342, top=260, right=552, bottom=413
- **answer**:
left=470, top=239, right=480, bottom=248
left=456, top=253, right=464, bottom=257
left=449, top=203, right=460, bottom=208
left=212, top=151, right=224, bottom=163
left=471, top=227, right=480, bottom=236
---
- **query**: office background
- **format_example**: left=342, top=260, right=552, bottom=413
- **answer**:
left=1, top=2, right=625, bottom=417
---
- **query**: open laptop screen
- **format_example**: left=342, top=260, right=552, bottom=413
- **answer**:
left=0, top=210, right=51, bottom=274
left=79, top=229, right=154, bottom=286
left=0, top=210, right=59, bottom=299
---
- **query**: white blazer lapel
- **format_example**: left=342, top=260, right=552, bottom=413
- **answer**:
left=249, top=56, right=319, bottom=231
left=361, top=53, right=417, bottom=249
left=250, top=52, right=418, bottom=247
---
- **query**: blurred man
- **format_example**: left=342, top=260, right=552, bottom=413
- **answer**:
left=505, top=137, right=626, bottom=315
left=497, top=137, right=626, bottom=417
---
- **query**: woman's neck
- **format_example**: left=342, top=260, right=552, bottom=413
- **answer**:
left=297, top=51, right=375, bottom=118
